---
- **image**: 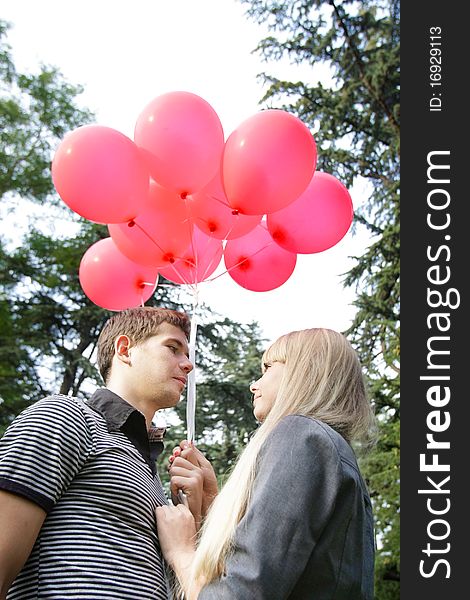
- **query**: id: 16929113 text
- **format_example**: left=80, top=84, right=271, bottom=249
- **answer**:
left=429, top=26, right=442, bottom=112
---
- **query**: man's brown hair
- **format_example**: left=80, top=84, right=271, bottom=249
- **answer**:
left=97, top=307, right=191, bottom=383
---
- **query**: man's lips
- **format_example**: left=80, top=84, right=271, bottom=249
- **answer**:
left=173, top=377, right=187, bottom=386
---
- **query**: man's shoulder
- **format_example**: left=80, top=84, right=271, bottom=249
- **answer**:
left=27, top=393, right=88, bottom=414
left=13, top=393, right=101, bottom=431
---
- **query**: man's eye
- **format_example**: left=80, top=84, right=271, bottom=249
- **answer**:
left=168, top=346, right=177, bottom=353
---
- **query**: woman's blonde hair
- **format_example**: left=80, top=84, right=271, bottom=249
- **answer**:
left=187, top=328, right=376, bottom=593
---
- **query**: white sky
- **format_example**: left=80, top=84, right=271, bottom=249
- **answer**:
left=1, top=0, right=372, bottom=344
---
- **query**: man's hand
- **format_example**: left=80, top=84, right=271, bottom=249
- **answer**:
left=155, top=505, right=204, bottom=600
left=169, top=441, right=218, bottom=526
left=155, top=504, right=196, bottom=569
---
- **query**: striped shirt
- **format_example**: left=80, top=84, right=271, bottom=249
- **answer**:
left=0, top=389, right=171, bottom=599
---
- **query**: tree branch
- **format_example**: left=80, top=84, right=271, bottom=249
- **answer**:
left=329, top=0, right=400, bottom=134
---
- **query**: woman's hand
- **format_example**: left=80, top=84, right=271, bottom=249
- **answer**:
left=155, top=505, right=196, bottom=588
left=169, top=441, right=219, bottom=524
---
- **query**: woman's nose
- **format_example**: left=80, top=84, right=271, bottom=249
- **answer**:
left=250, top=379, right=259, bottom=393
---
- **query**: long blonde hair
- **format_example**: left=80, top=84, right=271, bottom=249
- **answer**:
left=188, top=328, right=376, bottom=592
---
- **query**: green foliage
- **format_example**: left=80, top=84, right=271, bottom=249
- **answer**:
left=239, top=1, right=400, bottom=596
left=1, top=222, right=105, bottom=431
left=0, top=19, right=96, bottom=431
left=0, top=20, right=94, bottom=204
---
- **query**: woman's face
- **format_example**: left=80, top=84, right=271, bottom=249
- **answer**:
left=250, top=361, right=285, bottom=422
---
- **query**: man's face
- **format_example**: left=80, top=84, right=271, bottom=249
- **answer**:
left=126, top=322, right=192, bottom=410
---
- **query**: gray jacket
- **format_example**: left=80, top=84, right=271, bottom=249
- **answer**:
left=199, top=415, right=374, bottom=599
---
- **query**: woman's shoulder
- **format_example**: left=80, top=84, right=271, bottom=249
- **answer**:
left=271, top=414, right=341, bottom=442
left=268, top=415, right=357, bottom=465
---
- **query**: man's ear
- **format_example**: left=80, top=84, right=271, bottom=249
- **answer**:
left=114, top=335, right=132, bottom=365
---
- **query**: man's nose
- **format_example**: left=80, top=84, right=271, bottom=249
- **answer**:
left=181, top=357, right=193, bottom=373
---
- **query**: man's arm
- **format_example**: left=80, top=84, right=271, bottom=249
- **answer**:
left=0, top=490, right=46, bottom=599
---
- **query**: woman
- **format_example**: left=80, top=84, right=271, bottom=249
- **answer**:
left=156, top=328, right=376, bottom=599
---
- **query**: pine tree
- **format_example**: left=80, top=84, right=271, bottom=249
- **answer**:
left=1, top=19, right=95, bottom=427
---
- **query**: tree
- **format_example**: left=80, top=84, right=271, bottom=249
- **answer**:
left=239, top=1, right=400, bottom=597
left=0, top=18, right=96, bottom=428
left=0, top=20, right=94, bottom=205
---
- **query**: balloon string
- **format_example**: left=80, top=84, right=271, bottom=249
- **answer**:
left=186, top=286, right=199, bottom=443
left=180, top=199, right=202, bottom=287
left=182, top=198, right=219, bottom=284
left=182, top=195, right=257, bottom=281
left=163, top=260, right=193, bottom=287
left=198, top=230, right=221, bottom=282
left=206, top=193, right=245, bottom=240
left=223, top=219, right=236, bottom=241
left=131, top=220, right=167, bottom=255
left=130, top=220, right=195, bottom=287
left=208, top=192, right=231, bottom=209
left=204, top=239, right=275, bottom=284
left=139, top=279, right=158, bottom=307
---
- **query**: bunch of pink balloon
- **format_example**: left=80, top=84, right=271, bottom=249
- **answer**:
left=51, top=90, right=354, bottom=311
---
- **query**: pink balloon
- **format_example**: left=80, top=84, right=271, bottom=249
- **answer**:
left=134, top=91, right=225, bottom=195
left=267, top=172, right=354, bottom=253
left=108, top=181, right=193, bottom=267
left=222, top=109, right=317, bottom=215
left=224, top=224, right=297, bottom=292
left=158, top=228, right=223, bottom=285
left=189, top=172, right=261, bottom=240
left=79, top=238, right=159, bottom=311
left=51, top=125, right=149, bottom=224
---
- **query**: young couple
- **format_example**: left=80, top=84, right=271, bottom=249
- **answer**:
left=0, top=306, right=375, bottom=599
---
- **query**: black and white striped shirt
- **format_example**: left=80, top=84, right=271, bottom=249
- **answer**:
left=0, top=389, right=171, bottom=599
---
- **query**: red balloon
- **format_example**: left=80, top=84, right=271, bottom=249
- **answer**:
left=224, top=224, right=297, bottom=292
left=222, top=109, right=317, bottom=215
left=267, top=171, right=354, bottom=254
left=134, top=91, right=225, bottom=195
left=189, top=172, right=261, bottom=240
left=79, top=238, right=159, bottom=311
left=108, top=181, right=193, bottom=267
left=158, top=228, right=223, bottom=285
left=51, top=125, right=149, bottom=224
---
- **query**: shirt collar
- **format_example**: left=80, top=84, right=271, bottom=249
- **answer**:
left=87, top=388, right=166, bottom=474
left=87, top=388, right=138, bottom=432
left=86, top=388, right=166, bottom=441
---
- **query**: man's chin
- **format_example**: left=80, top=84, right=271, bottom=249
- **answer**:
left=154, top=393, right=180, bottom=411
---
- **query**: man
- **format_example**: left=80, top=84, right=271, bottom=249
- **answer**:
left=0, top=306, right=195, bottom=599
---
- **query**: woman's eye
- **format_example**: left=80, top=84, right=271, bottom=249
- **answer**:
left=263, top=362, right=271, bottom=370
